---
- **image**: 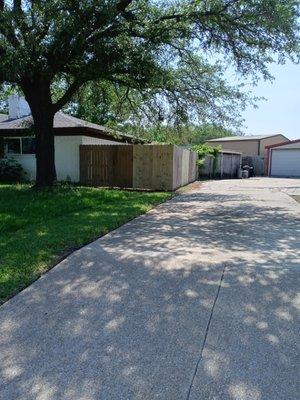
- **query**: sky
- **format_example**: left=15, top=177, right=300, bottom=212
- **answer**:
left=238, top=61, right=300, bottom=140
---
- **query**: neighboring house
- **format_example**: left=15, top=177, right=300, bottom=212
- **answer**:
left=0, top=96, right=144, bottom=182
left=206, top=134, right=289, bottom=157
left=266, top=139, right=300, bottom=177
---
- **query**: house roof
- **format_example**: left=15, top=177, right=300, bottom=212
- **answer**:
left=265, top=138, right=300, bottom=149
left=220, top=149, right=242, bottom=155
left=0, top=112, right=145, bottom=144
left=207, top=134, right=288, bottom=142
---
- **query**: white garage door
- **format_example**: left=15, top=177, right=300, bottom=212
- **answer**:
left=271, top=149, right=300, bottom=177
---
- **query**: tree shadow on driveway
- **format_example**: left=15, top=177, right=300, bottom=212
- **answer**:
left=0, top=191, right=299, bottom=400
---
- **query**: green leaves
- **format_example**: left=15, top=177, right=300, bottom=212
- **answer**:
left=191, top=143, right=221, bottom=169
left=191, top=143, right=221, bottom=159
left=0, top=1, right=299, bottom=127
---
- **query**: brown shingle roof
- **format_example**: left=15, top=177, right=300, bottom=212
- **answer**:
left=0, top=112, right=145, bottom=144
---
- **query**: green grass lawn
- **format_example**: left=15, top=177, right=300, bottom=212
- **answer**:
left=0, top=184, right=171, bottom=304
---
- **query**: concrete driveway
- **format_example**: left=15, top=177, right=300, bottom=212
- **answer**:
left=0, top=178, right=299, bottom=400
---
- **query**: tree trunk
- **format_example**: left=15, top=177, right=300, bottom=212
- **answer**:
left=21, top=79, right=56, bottom=187
left=33, top=111, right=56, bottom=187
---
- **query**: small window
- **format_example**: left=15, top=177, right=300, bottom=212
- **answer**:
left=4, top=138, right=21, bottom=154
left=22, top=138, right=36, bottom=154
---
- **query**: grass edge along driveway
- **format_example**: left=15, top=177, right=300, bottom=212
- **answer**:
left=0, top=184, right=171, bottom=304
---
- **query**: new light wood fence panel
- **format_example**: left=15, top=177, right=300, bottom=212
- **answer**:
left=133, top=145, right=174, bottom=190
left=173, top=146, right=197, bottom=189
left=173, top=146, right=183, bottom=189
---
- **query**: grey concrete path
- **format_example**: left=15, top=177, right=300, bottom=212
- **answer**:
left=0, top=178, right=299, bottom=400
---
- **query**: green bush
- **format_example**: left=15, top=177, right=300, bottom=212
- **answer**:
left=0, top=157, right=25, bottom=182
left=191, top=143, right=221, bottom=159
left=190, top=144, right=221, bottom=177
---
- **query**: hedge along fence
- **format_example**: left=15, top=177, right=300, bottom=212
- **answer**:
left=80, top=144, right=197, bottom=191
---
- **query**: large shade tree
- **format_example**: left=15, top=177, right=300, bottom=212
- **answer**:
left=0, top=0, right=299, bottom=186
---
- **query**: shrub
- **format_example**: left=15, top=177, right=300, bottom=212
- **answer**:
left=190, top=144, right=221, bottom=177
left=191, top=143, right=221, bottom=159
left=191, top=143, right=221, bottom=165
left=0, top=157, right=25, bottom=182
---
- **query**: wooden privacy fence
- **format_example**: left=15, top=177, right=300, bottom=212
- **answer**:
left=199, top=150, right=242, bottom=179
left=80, top=144, right=197, bottom=191
left=242, top=156, right=265, bottom=176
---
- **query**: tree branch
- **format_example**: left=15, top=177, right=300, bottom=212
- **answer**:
left=13, top=0, right=21, bottom=11
left=52, top=80, right=82, bottom=113
left=116, top=0, right=133, bottom=13
left=155, top=1, right=240, bottom=24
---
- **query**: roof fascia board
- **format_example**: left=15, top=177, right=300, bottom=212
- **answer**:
left=208, top=134, right=289, bottom=143
left=265, top=138, right=300, bottom=149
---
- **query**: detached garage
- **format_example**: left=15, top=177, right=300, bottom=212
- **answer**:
left=267, top=139, right=300, bottom=177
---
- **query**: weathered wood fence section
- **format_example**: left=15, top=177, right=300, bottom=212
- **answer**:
left=199, top=150, right=242, bottom=179
left=80, top=144, right=197, bottom=191
left=80, top=145, right=133, bottom=188
left=242, top=156, right=265, bottom=176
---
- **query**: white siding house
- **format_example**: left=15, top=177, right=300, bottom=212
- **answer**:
left=7, top=135, right=119, bottom=182
left=0, top=96, right=143, bottom=182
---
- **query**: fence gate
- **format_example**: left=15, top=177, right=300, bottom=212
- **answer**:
left=80, top=145, right=133, bottom=187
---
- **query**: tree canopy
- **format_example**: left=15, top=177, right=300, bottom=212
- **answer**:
left=0, top=0, right=299, bottom=185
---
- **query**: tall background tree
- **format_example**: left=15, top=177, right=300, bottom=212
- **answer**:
left=0, top=0, right=299, bottom=186
left=62, top=81, right=236, bottom=145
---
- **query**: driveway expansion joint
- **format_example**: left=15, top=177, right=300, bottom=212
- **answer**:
left=186, top=263, right=227, bottom=400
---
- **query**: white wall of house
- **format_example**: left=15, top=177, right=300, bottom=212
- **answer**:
left=11, top=154, right=36, bottom=181
left=55, top=136, right=82, bottom=182
left=4, top=135, right=120, bottom=182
